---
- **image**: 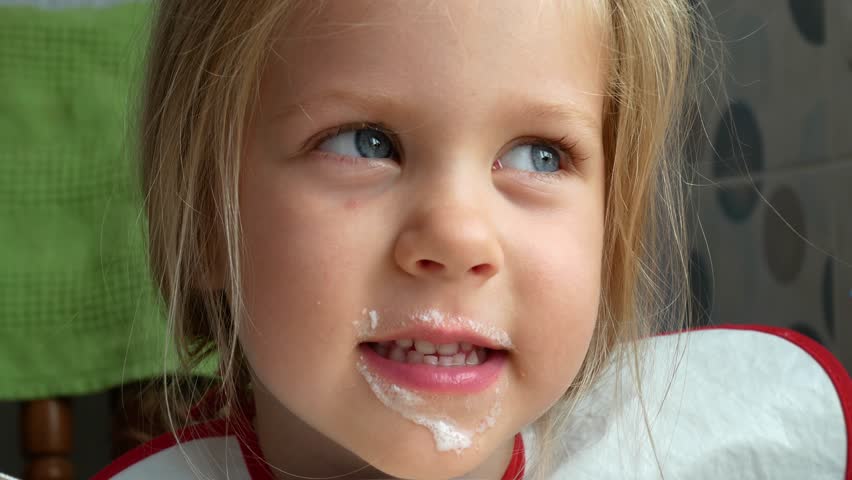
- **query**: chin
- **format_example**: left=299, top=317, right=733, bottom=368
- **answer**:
left=366, top=455, right=481, bottom=480
left=348, top=424, right=496, bottom=480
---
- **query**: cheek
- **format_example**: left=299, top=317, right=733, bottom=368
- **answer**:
left=508, top=214, right=603, bottom=401
left=236, top=176, right=374, bottom=394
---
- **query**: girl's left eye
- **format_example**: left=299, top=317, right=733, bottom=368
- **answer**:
left=497, top=143, right=563, bottom=173
left=317, top=127, right=397, bottom=160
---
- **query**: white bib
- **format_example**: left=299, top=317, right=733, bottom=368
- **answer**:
left=93, top=326, right=851, bottom=480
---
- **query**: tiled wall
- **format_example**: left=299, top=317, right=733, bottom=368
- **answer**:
left=690, top=0, right=851, bottom=369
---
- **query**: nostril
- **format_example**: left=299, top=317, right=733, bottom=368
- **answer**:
left=470, top=263, right=494, bottom=276
left=416, top=259, right=443, bottom=271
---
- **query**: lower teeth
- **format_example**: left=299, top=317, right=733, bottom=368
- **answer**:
left=370, top=343, right=488, bottom=366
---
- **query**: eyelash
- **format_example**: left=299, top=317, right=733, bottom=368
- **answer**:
left=310, top=122, right=588, bottom=174
left=532, top=135, right=587, bottom=175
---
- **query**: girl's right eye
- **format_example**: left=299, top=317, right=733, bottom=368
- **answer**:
left=317, top=127, right=398, bottom=160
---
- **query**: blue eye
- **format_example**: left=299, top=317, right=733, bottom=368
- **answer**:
left=318, top=127, right=396, bottom=159
left=498, top=144, right=561, bottom=173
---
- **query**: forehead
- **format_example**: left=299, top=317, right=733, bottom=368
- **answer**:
left=264, top=0, right=607, bottom=128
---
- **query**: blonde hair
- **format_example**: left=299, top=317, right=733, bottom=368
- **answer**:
left=140, top=0, right=721, bottom=477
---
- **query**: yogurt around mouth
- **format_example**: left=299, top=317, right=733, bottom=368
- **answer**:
left=353, top=307, right=509, bottom=453
left=356, top=356, right=506, bottom=454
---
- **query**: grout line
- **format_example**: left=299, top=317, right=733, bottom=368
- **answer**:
left=693, top=154, right=852, bottom=187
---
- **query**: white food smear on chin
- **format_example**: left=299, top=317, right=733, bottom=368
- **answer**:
left=411, top=417, right=472, bottom=452
left=356, top=362, right=424, bottom=407
left=357, top=360, right=476, bottom=453
left=476, top=386, right=502, bottom=433
left=351, top=306, right=507, bottom=453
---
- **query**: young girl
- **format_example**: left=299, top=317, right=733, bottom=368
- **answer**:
left=94, top=0, right=851, bottom=479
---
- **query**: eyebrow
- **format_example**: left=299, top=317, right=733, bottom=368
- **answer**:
left=269, top=90, right=397, bottom=125
left=270, top=89, right=601, bottom=132
left=512, top=96, right=602, bottom=133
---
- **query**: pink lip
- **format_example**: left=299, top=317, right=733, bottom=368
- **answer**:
left=357, top=343, right=507, bottom=394
left=363, top=325, right=511, bottom=351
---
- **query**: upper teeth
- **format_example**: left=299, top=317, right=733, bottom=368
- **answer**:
left=373, top=339, right=486, bottom=366
left=381, top=339, right=476, bottom=354
left=414, top=339, right=436, bottom=354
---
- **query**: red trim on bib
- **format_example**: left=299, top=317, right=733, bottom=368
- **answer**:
left=501, top=432, right=526, bottom=480
left=93, top=394, right=527, bottom=480
left=91, top=417, right=232, bottom=480
left=728, top=325, right=851, bottom=480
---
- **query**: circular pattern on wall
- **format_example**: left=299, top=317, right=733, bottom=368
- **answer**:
left=763, top=186, right=807, bottom=285
left=713, top=101, right=764, bottom=222
left=822, top=258, right=834, bottom=338
left=689, top=250, right=713, bottom=327
left=789, top=0, right=826, bottom=46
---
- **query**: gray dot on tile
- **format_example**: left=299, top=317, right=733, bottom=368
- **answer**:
left=763, top=186, right=807, bottom=285
left=713, top=101, right=764, bottom=222
left=714, top=101, right=764, bottom=178
left=717, top=186, right=762, bottom=223
left=789, top=0, right=826, bottom=46
left=790, top=323, right=824, bottom=346
left=822, top=258, right=834, bottom=338
left=689, top=250, right=713, bottom=327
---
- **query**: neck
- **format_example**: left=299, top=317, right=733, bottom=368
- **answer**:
left=252, top=383, right=385, bottom=479
left=251, top=381, right=516, bottom=479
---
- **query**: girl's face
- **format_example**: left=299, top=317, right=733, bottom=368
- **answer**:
left=239, top=1, right=607, bottom=478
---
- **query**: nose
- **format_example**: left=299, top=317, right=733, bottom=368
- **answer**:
left=393, top=203, right=503, bottom=283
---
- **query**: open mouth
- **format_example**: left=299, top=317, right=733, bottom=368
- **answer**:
left=365, top=339, right=492, bottom=367
left=358, top=338, right=506, bottom=394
